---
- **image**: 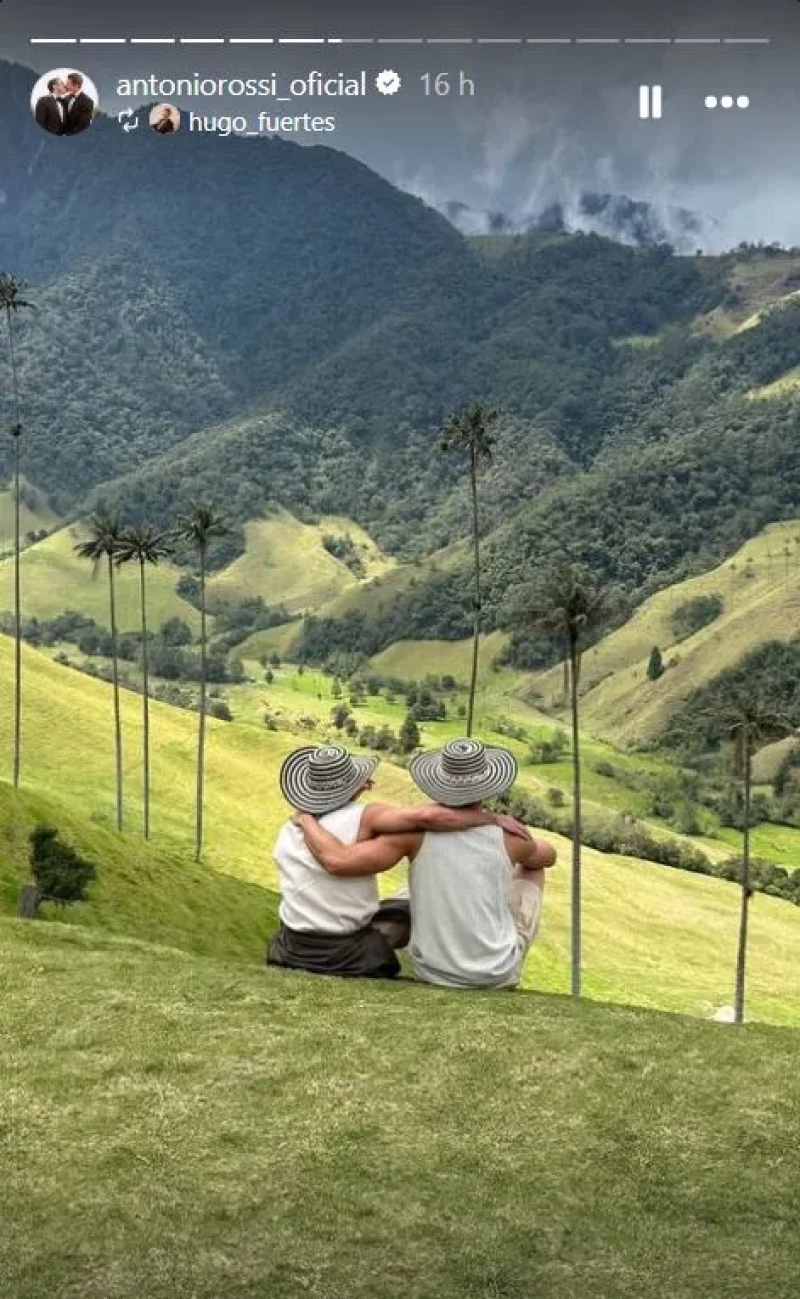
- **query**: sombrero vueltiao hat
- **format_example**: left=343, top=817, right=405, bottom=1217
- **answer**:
left=409, top=737, right=517, bottom=808
left=280, top=744, right=379, bottom=815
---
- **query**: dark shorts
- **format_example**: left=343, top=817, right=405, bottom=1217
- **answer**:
left=267, top=899, right=411, bottom=980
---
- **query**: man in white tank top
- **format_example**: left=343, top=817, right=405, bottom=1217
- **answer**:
left=297, top=739, right=556, bottom=989
left=268, top=744, right=531, bottom=980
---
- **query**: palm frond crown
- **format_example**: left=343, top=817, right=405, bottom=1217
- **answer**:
left=519, top=560, right=614, bottom=647
left=697, top=684, right=792, bottom=778
left=0, top=273, right=33, bottom=314
left=114, top=524, right=173, bottom=567
left=440, top=400, right=497, bottom=465
left=73, top=511, right=125, bottom=570
left=173, top=503, right=229, bottom=552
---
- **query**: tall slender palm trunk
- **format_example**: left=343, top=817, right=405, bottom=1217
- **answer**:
left=6, top=307, right=22, bottom=788
left=569, top=637, right=582, bottom=998
left=733, top=734, right=752, bottom=1025
left=107, top=553, right=124, bottom=833
left=195, top=548, right=208, bottom=861
left=139, top=558, right=151, bottom=840
left=466, top=451, right=481, bottom=739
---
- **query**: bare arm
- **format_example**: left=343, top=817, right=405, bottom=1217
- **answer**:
left=362, top=802, right=531, bottom=841
left=297, top=814, right=413, bottom=877
left=512, top=835, right=558, bottom=870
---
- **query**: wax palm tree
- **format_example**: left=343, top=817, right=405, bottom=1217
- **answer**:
left=74, top=512, right=126, bottom=831
left=707, top=689, right=789, bottom=1024
left=440, top=401, right=497, bottom=737
left=517, top=559, right=615, bottom=998
left=1, top=274, right=33, bottom=788
left=115, top=525, right=173, bottom=840
left=173, top=504, right=228, bottom=861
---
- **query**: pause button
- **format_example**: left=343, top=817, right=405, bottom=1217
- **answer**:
left=639, top=85, right=663, bottom=119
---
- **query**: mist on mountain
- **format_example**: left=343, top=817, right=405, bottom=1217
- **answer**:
left=443, top=191, right=707, bottom=250
left=1, top=58, right=799, bottom=652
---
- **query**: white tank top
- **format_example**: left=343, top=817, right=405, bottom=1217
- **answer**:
left=274, top=802, right=379, bottom=934
left=409, top=825, right=520, bottom=987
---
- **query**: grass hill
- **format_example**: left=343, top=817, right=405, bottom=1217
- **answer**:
left=749, top=365, right=800, bottom=399
left=696, top=251, right=800, bottom=339
left=528, top=521, right=800, bottom=748
left=3, top=918, right=800, bottom=1299
left=233, top=538, right=469, bottom=662
left=0, top=484, right=60, bottom=556
left=0, top=523, right=202, bottom=632
left=0, top=782, right=276, bottom=964
left=207, top=509, right=394, bottom=614
left=1, top=632, right=800, bottom=1024
left=370, top=630, right=509, bottom=683
left=319, top=541, right=468, bottom=620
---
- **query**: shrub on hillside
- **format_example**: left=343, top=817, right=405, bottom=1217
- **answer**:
left=499, top=782, right=800, bottom=903
left=647, top=645, right=665, bottom=680
left=322, top=533, right=366, bottom=578
left=494, top=788, right=711, bottom=873
left=528, top=730, right=569, bottom=764
left=26, top=827, right=96, bottom=912
left=670, top=593, right=724, bottom=642
left=713, top=857, right=800, bottom=905
left=399, top=715, right=421, bottom=753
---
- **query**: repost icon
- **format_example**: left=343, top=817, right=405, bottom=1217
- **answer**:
left=118, top=106, right=139, bottom=132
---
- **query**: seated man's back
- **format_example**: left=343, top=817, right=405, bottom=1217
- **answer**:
left=297, top=739, right=556, bottom=990
left=276, top=801, right=376, bottom=935
left=270, top=743, right=520, bottom=980
left=409, top=823, right=524, bottom=988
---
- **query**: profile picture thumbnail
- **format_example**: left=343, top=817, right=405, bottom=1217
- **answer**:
left=150, top=104, right=181, bottom=135
left=31, top=69, right=98, bottom=137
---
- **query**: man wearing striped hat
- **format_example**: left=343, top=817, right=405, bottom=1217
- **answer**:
left=295, top=738, right=556, bottom=990
left=268, top=743, right=532, bottom=980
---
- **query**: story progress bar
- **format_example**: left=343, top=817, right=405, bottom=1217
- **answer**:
left=28, top=36, right=773, bottom=47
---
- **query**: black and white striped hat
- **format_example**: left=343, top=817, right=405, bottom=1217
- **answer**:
left=279, top=744, right=379, bottom=815
left=409, top=737, right=517, bottom=807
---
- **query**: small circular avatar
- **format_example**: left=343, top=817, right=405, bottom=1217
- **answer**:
left=150, top=103, right=181, bottom=135
left=31, top=69, right=98, bottom=136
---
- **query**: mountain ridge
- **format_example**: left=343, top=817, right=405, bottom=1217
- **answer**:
left=2, top=59, right=800, bottom=669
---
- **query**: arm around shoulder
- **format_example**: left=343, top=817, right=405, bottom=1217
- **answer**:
left=362, top=802, right=495, bottom=836
left=516, top=836, right=557, bottom=871
left=297, top=813, right=412, bottom=878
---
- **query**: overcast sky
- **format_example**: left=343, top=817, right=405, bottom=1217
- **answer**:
left=4, top=0, right=800, bottom=248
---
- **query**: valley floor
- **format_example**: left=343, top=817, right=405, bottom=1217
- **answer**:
left=2, top=920, right=799, bottom=1299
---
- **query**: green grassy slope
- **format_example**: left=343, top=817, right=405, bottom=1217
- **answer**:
left=233, top=537, right=469, bottom=663
left=369, top=630, right=509, bottom=682
left=0, top=631, right=300, bottom=885
left=2, top=634, right=800, bottom=1022
left=0, top=783, right=277, bottom=963
left=207, top=509, right=395, bottom=614
left=0, top=485, right=61, bottom=556
left=319, top=539, right=468, bottom=619
left=0, top=523, right=202, bottom=631
left=694, top=251, right=800, bottom=339
left=3, top=919, right=800, bottom=1299
left=752, top=735, right=797, bottom=783
left=234, top=618, right=304, bottom=663
left=529, top=521, right=800, bottom=748
left=748, top=364, right=800, bottom=400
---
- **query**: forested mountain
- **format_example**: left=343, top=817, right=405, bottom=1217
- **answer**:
left=2, top=58, right=800, bottom=648
left=0, top=60, right=476, bottom=508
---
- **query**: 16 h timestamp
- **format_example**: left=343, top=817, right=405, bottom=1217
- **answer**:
left=421, top=71, right=476, bottom=97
